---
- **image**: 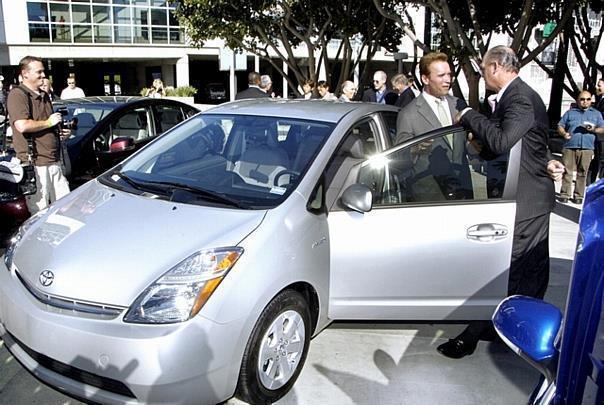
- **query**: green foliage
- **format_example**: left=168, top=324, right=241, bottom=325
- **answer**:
left=165, top=86, right=198, bottom=97
left=176, top=0, right=404, bottom=94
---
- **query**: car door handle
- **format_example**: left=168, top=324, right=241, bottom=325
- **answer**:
left=467, top=224, right=509, bottom=242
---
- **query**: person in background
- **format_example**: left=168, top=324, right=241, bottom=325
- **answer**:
left=388, top=73, right=416, bottom=108
left=557, top=90, right=604, bottom=203
left=7, top=55, right=70, bottom=214
left=317, top=81, right=337, bottom=101
left=339, top=81, right=357, bottom=102
left=362, top=70, right=394, bottom=104
left=145, top=78, right=165, bottom=98
left=235, top=72, right=270, bottom=100
left=260, top=75, right=275, bottom=98
left=299, top=79, right=317, bottom=99
left=40, top=78, right=58, bottom=101
left=60, top=75, right=85, bottom=99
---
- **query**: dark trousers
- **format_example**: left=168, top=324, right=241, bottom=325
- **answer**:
left=459, top=213, right=551, bottom=342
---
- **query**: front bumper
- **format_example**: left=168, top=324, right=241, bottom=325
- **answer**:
left=0, top=261, right=245, bottom=405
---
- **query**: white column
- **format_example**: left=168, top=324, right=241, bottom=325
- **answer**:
left=176, top=55, right=189, bottom=87
left=255, top=55, right=260, bottom=73
left=282, top=61, right=288, bottom=99
left=230, top=53, right=236, bottom=101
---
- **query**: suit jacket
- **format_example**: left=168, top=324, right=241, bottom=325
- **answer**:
left=394, top=87, right=416, bottom=109
left=235, top=86, right=270, bottom=100
left=396, top=93, right=472, bottom=200
left=460, top=77, right=554, bottom=221
left=362, top=88, right=395, bottom=104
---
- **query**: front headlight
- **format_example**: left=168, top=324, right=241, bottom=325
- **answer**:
left=4, top=209, right=47, bottom=271
left=123, top=247, right=243, bottom=324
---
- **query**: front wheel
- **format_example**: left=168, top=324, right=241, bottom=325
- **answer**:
left=236, top=290, right=311, bottom=404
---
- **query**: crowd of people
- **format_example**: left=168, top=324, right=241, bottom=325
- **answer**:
left=1, top=52, right=603, bottom=365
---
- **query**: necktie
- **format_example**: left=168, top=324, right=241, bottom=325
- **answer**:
left=436, top=99, right=451, bottom=126
left=436, top=99, right=454, bottom=149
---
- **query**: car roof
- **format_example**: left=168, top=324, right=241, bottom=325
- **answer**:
left=53, top=96, right=146, bottom=107
left=204, top=99, right=399, bottom=123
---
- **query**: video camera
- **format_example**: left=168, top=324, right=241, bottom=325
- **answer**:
left=57, top=108, right=78, bottom=131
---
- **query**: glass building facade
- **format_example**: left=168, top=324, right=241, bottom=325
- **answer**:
left=26, top=0, right=183, bottom=45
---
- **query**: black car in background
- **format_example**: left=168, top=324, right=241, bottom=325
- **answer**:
left=57, top=96, right=199, bottom=187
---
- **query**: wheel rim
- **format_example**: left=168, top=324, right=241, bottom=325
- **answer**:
left=257, top=309, right=306, bottom=390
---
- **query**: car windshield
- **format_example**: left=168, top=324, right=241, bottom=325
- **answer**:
left=56, top=105, right=117, bottom=140
left=111, top=114, right=335, bottom=208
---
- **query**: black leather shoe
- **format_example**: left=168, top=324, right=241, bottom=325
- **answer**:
left=572, top=198, right=583, bottom=204
left=437, top=338, right=477, bottom=359
left=557, top=197, right=569, bottom=203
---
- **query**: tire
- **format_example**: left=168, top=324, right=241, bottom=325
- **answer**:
left=236, top=290, right=311, bottom=404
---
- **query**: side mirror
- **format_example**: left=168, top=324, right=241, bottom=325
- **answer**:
left=110, top=137, right=135, bottom=153
left=340, top=184, right=372, bottom=213
left=492, top=295, right=562, bottom=383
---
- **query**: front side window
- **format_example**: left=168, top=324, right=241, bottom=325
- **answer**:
left=109, top=114, right=335, bottom=208
left=357, top=128, right=508, bottom=206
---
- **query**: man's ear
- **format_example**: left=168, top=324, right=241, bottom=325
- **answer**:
left=421, top=74, right=429, bottom=86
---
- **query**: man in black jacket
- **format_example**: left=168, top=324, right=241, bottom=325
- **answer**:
left=235, top=72, right=271, bottom=100
left=437, top=45, right=557, bottom=359
left=388, top=73, right=415, bottom=108
left=589, top=77, right=604, bottom=183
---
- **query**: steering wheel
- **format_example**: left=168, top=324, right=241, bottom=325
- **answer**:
left=273, top=170, right=299, bottom=187
left=94, top=133, right=107, bottom=151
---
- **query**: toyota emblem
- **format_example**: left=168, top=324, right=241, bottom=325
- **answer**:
left=39, top=270, right=55, bottom=287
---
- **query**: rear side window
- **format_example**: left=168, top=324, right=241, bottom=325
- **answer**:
left=154, top=105, right=185, bottom=133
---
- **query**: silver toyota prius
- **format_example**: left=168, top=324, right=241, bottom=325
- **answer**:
left=0, top=99, right=520, bottom=404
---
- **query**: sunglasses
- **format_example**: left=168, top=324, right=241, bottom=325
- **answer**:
left=579, top=98, right=591, bottom=101
left=373, top=80, right=381, bottom=83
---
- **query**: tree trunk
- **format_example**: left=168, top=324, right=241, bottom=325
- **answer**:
left=547, top=21, right=571, bottom=127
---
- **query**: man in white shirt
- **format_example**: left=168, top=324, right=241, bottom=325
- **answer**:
left=60, top=76, right=85, bottom=99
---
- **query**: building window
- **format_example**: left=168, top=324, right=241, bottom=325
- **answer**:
left=169, top=28, right=183, bottom=44
left=51, top=24, right=71, bottom=42
left=27, top=2, right=48, bottom=22
left=151, top=27, right=168, bottom=44
left=72, top=5, right=92, bottom=24
left=114, top=25, right=132, bottom=43
left=29, top=23, right=50, bottom=42
left=27, top=0, right=180, bottom=45
left=50, top=3, right=70, bottom=23
left=94, top=24, right=112, bottom=43
left=93, top=6, right=111, bottom=23
left=73, top=25, right=93, bottom=43
left=113, top=6, right=131, bottom=24
left=132, top=7, right=148, bottom=25
left=133, top=26, right=149, bottom=43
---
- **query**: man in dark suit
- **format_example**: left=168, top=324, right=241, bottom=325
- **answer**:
left=437, top=45, right=557, bottom=359
left=235, top=72, right=271, bottom=100
left=362, top=70, right=395, bottom=104
left=388, top=73, right=415, bottom=108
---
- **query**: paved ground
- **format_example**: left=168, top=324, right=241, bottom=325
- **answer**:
left=0, top=201, right=581, bottom=405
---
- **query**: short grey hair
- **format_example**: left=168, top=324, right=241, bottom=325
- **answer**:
left=260, top=75, right=272, bottom=89
left=391, top=73, right=409, bottom=87
left=342, top=80, right=356, bottom=92
left=484, top=46, right=520, bottom=73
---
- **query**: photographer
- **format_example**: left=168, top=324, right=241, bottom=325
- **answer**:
left=7, top=55, right=70, bottom=214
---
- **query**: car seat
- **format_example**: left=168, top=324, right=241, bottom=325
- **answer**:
left=115, top=113, right=147, bottom=142
left=233, top=124, right=290, bottom=187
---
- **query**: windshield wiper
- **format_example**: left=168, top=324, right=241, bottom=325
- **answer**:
left=140, top=180, right=247, bottom=208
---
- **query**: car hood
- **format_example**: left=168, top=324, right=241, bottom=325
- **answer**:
left=12, top=181, right=266, bottom=307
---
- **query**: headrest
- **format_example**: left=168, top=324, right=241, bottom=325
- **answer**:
left=342, top=135, right=364, bottom=159
left=117, top=113, right=140, bottom=129
left=75, top=112, right=96, bottom=127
